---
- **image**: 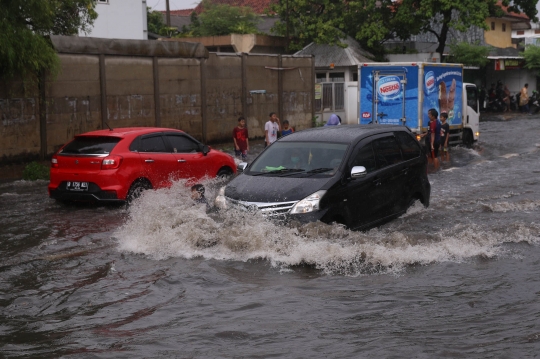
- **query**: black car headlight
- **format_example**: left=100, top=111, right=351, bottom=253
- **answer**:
left=289, top=190, right=326, bottom=214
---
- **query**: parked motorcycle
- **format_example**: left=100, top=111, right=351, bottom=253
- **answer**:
left=486, top=96, right=505, bottom=112
left=510, top=93, right=518, bottom=111
left=529, top=91, right=540, bottom=114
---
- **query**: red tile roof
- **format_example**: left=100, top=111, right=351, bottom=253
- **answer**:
left=497, top=1, right=530, bottom=20
left=193, top=0, right=277, bottom=14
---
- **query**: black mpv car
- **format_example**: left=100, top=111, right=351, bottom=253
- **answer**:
left=216, top=125, right=430, bottom=230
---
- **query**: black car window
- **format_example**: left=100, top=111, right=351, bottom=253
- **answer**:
left=140, top=136, right=167, bottom=153
left=61, top=136, right=120, bottom=155
left=372, top=136, right=403, bottom=169
left=351, top=142, right=377, bottom=173
left=394, top=131, right=421, bottom=160
left=165, top=134, right=199, bottom=153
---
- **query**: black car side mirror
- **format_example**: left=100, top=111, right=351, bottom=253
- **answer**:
left=351, top=166, right=367, bottom=179
left=199, top=144, right=210, bottom=156
left=237, top=162, right=248, bottom=172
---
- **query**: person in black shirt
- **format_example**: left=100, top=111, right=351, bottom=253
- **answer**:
left=439, top=112, right=450, bottom=162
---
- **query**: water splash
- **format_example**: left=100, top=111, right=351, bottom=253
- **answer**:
left=114, top=180, right=540, bottom=276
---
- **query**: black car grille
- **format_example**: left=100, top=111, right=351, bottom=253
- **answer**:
left=226, top=197, right=298, bottom=216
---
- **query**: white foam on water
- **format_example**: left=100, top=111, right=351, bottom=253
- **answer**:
left=114, top=180, right=540, bottom=276
left=479, top=199, right=540, bottom=213
left=500, top=153, right=520, bottom=159
left=0, top=192, right=20, bottom=197
left=0, top=179, right=48, bottom=189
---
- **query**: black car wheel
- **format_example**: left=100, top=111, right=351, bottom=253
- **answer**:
left=126, top=179, right=152, bottom=203
left=217, top=168, right=233, bottom=180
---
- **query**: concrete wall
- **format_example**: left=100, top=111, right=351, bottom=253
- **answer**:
left=0, top=46, right=314, bottom=163
left=0, top=81, right=41, bottom=160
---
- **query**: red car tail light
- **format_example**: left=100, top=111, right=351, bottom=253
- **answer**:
left=101, top=155, right=123, bottom=170
left=51, top=156, right=59, bottom=168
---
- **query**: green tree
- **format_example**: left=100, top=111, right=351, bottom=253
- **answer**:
left=387, top=0, right=537, bottom=59
left=269, top=0, right=349, bottom=52
left=270, top=0, right=538, bottom=58
left=191, top=0, right=260, bottom=37
left=0, top=0, right=97, bottom=80
left=521, top=45, right=540, bottom=75
left=447, top=41, right=491, bottom=67
left=147, top=7, right=166, bottom=34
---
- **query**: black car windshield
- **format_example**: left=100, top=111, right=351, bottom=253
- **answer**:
left=248, top=142, right=348, bottom=176
left=60, top=136, right=121, bottom=155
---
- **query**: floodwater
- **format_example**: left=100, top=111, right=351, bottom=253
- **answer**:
left=1, top=119, right=540, bottom=358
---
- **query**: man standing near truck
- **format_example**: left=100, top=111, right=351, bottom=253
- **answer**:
left=420, top=108, right=441, bottom=170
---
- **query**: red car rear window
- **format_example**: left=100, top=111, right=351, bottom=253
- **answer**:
left=61, top=136, right=121, bottom=155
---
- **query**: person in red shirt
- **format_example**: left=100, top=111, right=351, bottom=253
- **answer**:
left=419, top=108, right=441, bottom=171
left=233, top=116, right=249, bottom=162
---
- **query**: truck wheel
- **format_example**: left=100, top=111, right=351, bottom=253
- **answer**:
left=126, top=179, right=152, bottom=203
left=463, top=130, right=473, bottom=148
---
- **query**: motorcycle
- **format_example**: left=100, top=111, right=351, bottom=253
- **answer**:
left=486, top=96, right=505, bottom=112
left=510, top=93, right=518, bottom=111
left=529, top=91, right=540, bottom=114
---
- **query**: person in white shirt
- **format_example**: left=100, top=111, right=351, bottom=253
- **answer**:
left=265, top=112, right=281, bottom=147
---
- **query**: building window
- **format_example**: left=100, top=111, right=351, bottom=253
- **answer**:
left=535, top=30, right=540, bottom=34
left=96, top=0, right=109, bottom=4
left=518, top=30, right=525, bottom=35
left=316, top=73, right=327, bottom=83
left=491, top=22, right=495, bottom=30
left=502, top=23, right=506, bottom=32
left=329, top=72, right=345, bottom=82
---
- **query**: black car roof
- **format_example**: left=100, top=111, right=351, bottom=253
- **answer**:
left=279, top=124, right=410, bottom=144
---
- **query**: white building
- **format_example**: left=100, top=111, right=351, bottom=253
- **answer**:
left=295, top=36, right=374, bottom=125
left=79, top=0, right=148, bottom=40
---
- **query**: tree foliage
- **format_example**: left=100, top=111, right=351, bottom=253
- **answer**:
left=270, top=0, right=538, bottom=57
left=147, top=7, right=181, bottom=37
left=447, top=41, right=491, bottom=67
left=0, top=0, right=97, bottom=80
left=394, top=0, right=537, bottom=58
left=147, top=7, right=166, bottom=34
left=521, top=45, right=540, bottom=74
left=191, top=0, right=260, bottom=37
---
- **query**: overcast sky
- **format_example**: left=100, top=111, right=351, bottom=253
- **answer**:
left=146, top=0, right=199, bottom=10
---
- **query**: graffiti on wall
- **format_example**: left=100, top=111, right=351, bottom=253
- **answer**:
left=0, top=98, right=36, bottom=126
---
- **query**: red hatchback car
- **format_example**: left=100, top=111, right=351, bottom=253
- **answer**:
left=48, top=127, right=236, bottom=203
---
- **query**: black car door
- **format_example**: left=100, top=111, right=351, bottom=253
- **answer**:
left=342, top=134, right=407, bottom=229
left=370, top=135, right=406, bottom=219
left=340, top=137, right=385, bottom=229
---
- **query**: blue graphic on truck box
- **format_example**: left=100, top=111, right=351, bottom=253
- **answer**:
left=423, top=66, right=463, bottom=127
left=359, top=66, right=419, bottom=127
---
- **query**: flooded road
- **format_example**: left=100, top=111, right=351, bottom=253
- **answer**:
left=1, top=118, right=540, bottom=358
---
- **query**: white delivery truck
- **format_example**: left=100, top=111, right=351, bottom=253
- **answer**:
left=358, top=62, right=479, bottom=146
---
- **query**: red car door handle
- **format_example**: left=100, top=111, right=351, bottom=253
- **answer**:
left=145, top=159, right=154, bottom=163
left=177, top=159, right=186, bottom=163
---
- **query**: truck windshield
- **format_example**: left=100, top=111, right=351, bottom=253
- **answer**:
left=248, top=142, right=348, bottom=176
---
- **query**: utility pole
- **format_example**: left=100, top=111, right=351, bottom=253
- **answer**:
left=166, top=0, right=171, bottom=27
left=285, top=0, right=289, bottom=53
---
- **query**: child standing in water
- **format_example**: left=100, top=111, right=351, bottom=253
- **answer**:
left=281, top=120, right=294, bottom=136
left=233, top=116, right=249, bottom=161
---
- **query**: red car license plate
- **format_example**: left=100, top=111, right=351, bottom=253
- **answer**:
left=66, top=182, right=89, bottom=191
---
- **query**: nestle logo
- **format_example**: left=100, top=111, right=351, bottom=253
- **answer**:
left=362, top=112, right=371, bottom=118
left=377, top=76, right=401, bottom=97
left=425, top=71, right=435, bottom=93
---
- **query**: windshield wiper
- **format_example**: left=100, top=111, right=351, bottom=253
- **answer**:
left=252, top=168, right=305, bottom=176
left=305, top=167, right=334, bottom=174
